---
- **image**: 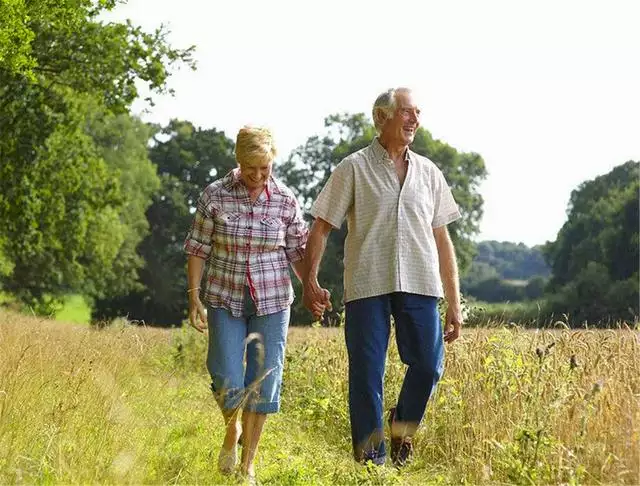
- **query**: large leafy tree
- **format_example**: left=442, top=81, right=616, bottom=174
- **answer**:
left=276, top=113, right=487, bottom=323
left=0, top=1, right=193, bottom=311
left=84, top=103, right=161, bottom=299
left=93, top=120, right=237, bottom=326
left=544, top=161, right=639, bottom=324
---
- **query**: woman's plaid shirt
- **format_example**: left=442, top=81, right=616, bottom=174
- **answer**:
left=184, top=169, right=308, bottom=317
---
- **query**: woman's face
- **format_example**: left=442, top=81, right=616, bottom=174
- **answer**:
left=239, top=159, right=272, bottom=191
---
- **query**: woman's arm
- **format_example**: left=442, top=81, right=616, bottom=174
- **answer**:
left=187, top=255, right=208, bottom=332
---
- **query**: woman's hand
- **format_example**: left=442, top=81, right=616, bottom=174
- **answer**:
left=189, top=293, right=208, bottom=333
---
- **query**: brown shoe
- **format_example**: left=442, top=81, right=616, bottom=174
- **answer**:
left=388, top=407, right=413, bottom=467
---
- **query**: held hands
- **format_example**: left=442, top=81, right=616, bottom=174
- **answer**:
left=188, top=292, right=207, bottom=333
left=444, top=302, right=463, bottom=343
left=303, top=279, right=332, bottom=320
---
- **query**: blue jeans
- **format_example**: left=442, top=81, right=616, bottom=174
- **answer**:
left=345, top=293, right=444, bottom=463
left=206, top=291, right=289, bottom=414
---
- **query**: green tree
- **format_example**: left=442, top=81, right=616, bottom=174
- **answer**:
left=1, top=91, right=123, bottom=309
left=93, top=121, right=237, bottom=326
left=0, top=0, right=36, bottom=77
left=0, top=0, right=194, bottom=311
left=469, top=241, right=551, bottom=281
left=544, top=161, right=639, bottom=324
left=85, top=103, right=161, bottom=299
left=276, top=113, right=487, bottom=322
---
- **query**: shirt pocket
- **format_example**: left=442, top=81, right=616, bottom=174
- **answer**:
left=215, top=211, right=242, bottom=224
left=404, top=176, right=435, bottom=225
left=260, top=217, right=286, bottom=248
left=212, top=211, right=243, bottom=246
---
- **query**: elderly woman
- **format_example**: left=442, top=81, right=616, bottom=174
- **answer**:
left=184, top=126, right=317, bottom=479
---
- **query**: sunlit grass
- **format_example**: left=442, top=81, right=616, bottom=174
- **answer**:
left=1, top=310, right=638, bottom=484
left=54, top=294, right=92, bottom=325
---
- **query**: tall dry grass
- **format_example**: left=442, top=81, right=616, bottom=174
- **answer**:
left=1, top=309, right=638, bottom=484
left=283, top=325, right=640, bottom=484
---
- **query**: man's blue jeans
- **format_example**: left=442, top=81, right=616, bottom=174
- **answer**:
left=345, top=292, right=444, bottom=463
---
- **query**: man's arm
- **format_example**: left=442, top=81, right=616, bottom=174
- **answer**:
left=303, top=217, right=334, bottom=316
left=433, top=225, right=462, bottom=343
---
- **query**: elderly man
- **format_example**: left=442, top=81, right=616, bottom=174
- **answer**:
left=303, top=87, right=463, bottom=467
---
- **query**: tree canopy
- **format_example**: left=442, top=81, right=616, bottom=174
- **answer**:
left=544, top=161, right=639, bottom=324
left=0, top=0, right=194, bottom=312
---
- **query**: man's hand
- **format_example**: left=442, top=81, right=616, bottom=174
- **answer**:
left=303, top=279, right=332, bottom=320
left=444, top=303, right=463, bottom=343
left=188, top=294, right=207, bottom=333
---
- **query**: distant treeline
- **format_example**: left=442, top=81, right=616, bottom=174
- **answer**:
left=462, top=241, right=550, bottom=303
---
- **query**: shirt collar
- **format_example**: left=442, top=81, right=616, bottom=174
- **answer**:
left=371, top=137, right=411, bottom=164
left=225, top=167, right=275, bottom=201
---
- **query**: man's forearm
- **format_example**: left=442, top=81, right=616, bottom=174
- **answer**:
left=305, top=219, right=332, bottom=284
left=290, top=259, right=307, bottom=283
left=436, top=229, right=461, bottom=308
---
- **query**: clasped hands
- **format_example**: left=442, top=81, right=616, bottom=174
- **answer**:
left=303, top=279, right=332, bottom=320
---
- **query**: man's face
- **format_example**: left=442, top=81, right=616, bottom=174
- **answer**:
left=239, top=159, right=272, bottom=191
left=381, top=90, right=421, bottom=146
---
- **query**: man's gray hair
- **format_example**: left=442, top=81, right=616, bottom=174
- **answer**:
left=372, top=87, right=411, bottom=134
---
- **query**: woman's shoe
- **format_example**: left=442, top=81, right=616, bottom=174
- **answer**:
left=217, top=445, right=238, bottom=475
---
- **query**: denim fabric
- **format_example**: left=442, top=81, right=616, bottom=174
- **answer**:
left=345, top=292, right=444, bottom=462
left=206, top=288, right=289, bottom=414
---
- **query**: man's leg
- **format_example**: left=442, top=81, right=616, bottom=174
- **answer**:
left=345, top=295, right=391, bottom=464
left=389, top=293, right=444, bottom=463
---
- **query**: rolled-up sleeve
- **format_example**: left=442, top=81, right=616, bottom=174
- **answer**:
left=184, top=192, right=215, bottom=259
left=284, top=198, right=308, bottom=263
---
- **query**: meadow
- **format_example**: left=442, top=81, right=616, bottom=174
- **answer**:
left=0, top=309, right=638, bottom=485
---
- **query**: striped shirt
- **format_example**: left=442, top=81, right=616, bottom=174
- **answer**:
left=184, top=169, right=308, bottom=317
left=311, top=138, right=461, bottom=303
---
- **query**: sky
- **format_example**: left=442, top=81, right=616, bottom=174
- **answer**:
left=103, top=0, right=640, bottom=246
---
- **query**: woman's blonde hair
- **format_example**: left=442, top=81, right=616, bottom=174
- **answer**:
left=235, top=126, right=277, bottom=166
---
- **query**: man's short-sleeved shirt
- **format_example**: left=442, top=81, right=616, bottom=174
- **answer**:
left=310, top=138, right=461, bottom=303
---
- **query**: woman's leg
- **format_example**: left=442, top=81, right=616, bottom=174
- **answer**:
left=206, top=307, right=247, bottom=473
left=241, top=307, right=290, bottom=476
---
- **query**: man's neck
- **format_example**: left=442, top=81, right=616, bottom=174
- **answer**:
left=378, top=136, right=408, bottom=163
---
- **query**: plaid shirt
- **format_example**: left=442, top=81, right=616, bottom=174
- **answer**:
left=184, top=169, right=308, bottom=317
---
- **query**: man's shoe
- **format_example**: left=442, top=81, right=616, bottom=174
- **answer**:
left=360, top=450, right=386, bottom=466
left=388, top=407, right=414, bottom=467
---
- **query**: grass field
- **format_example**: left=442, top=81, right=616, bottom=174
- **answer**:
left=0, top=310, right=638, bottom=484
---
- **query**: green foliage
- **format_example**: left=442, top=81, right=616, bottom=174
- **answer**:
left=0, top=1, right=193, bottom=312
left=0, top=0, right=194, bottom=110
left=84, top=104, right=161, bottom=299
left=544, top=161, right=639, bottom=324
left=93, top=120, right=237, bottom=326
left=466, top=240, right=550, bottom=282
left=0, top=0, right=36, bottom=77
left=276, top=113, right=487, bottom=323
left=1, top=90, right=123, bottom=308
left=462, top=241, right=550, bottom=303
